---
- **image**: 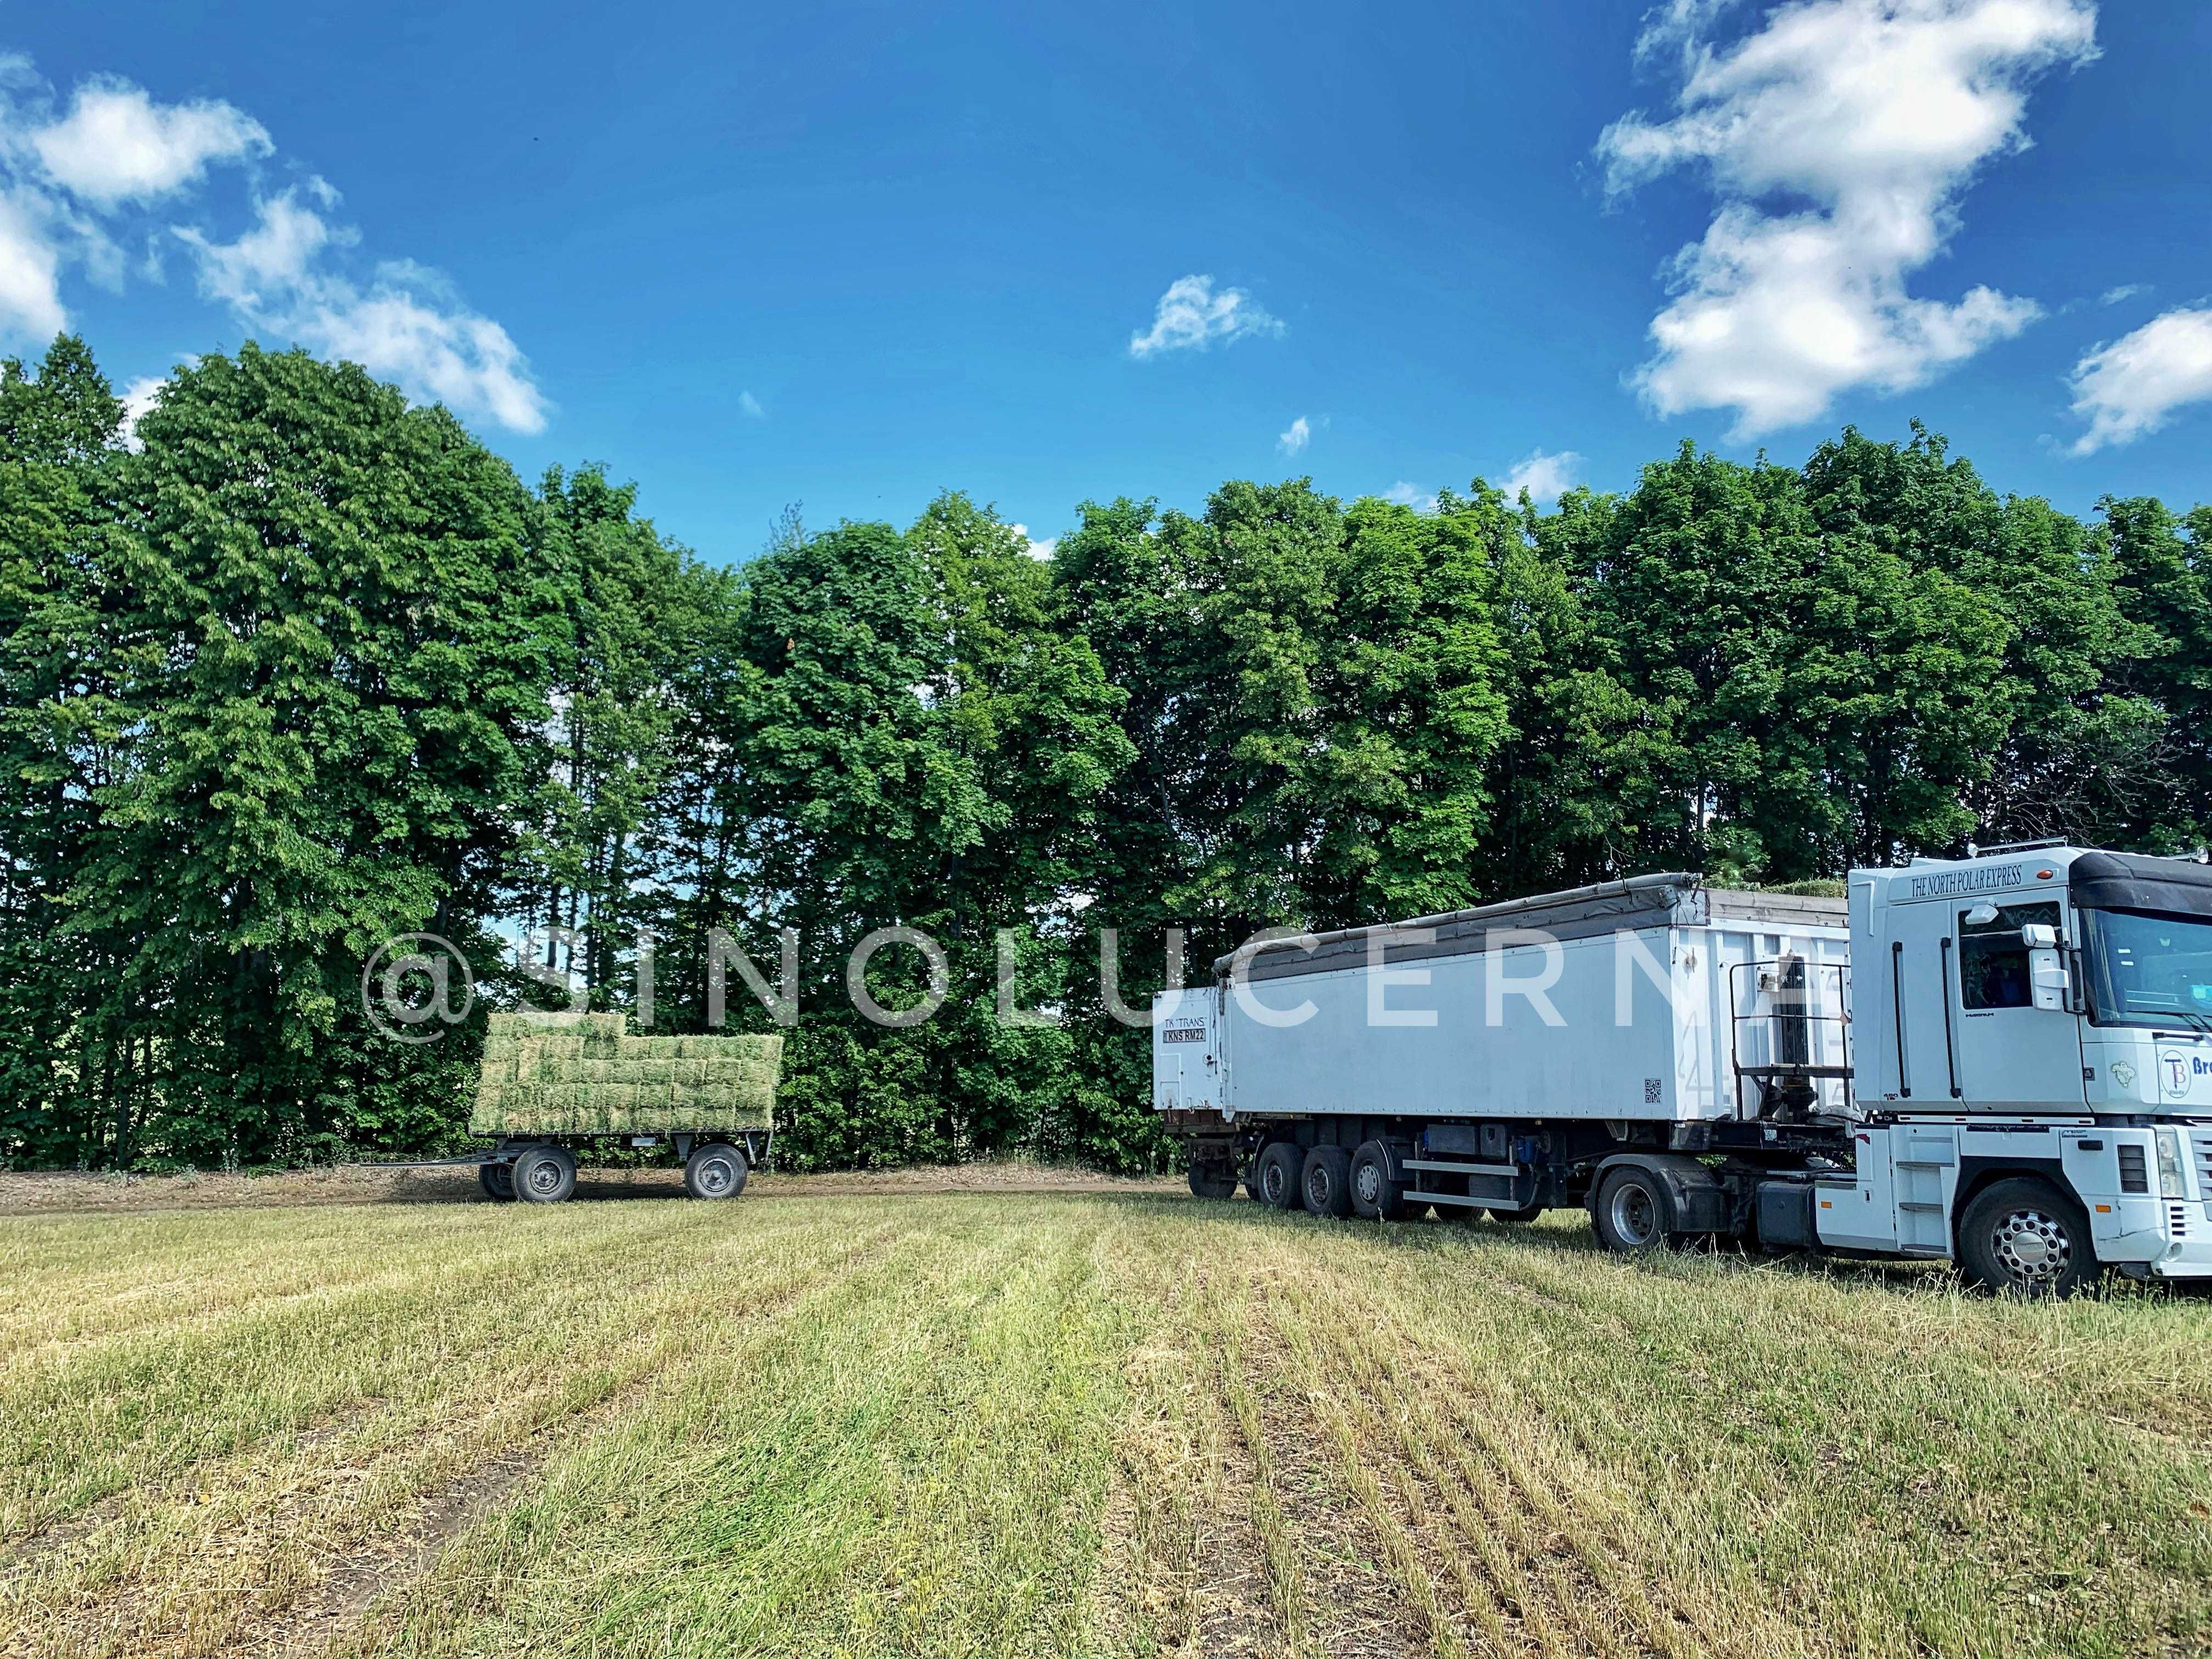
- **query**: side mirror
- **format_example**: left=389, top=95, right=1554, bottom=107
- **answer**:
left=1965, top=902, right=2001, bottom=926
left=2028, top=938, right=2068, bottom=1011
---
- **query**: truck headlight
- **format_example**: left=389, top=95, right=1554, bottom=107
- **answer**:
left=2158, top=1129, right=2186, bottom=1199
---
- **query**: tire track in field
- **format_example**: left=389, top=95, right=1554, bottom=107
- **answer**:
left=251, top=1219, right=922, bottom=1659
left=1286, top=1246, right=1808, bottom=1659
left=344, top=1210, right=1113, bottom=1657
left=1090, top=1253, right=1289, bottom=1658
left=5, top=1219, right=918, bottom=1659
left=1232, top=1307, right=1432, bottom=1659
left=0, top=1203, right=777, bottom=1546
left=1115, top=1249, right=1431, bottom=1659
left=0, top=1203, right=840, bottom=1558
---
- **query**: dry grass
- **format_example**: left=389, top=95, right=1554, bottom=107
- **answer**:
left=3, top=1192, right=2208, bottom=1657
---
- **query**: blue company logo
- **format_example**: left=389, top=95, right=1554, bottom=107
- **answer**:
left=2158, top=1050, right=2210, bottom=1094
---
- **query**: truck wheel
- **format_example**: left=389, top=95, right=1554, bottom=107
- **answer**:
left=1593, top=1166, right=1675, bottom=1254
left=684, top=1141, right=749, bottom=1200
left=1350, top=1141, right=1413, bottom=1221
left=477, top=1161, right=516, bottom=1202
left=1959, top=1178, right=2095, bottom=1297
left=1188, top=1160, right=1239, bottom=1200
left=512, top=1144, right=577, bottom=1205
left=1252, top=1142, right=1303, bottom=1210
left=1302, top=1147, right=1354, bottom=1218
left=1488, top=1203, right=1543, bottom=1224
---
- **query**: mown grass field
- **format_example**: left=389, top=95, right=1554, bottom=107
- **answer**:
left=3, top=1187, right=2209, bottom=1659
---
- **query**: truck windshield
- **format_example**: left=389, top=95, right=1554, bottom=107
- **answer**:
left=2080, top=908, right=2212, bottom=1030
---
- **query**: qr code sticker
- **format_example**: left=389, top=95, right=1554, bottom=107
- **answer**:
left=1644, top=1077, right=1663, bottom=1104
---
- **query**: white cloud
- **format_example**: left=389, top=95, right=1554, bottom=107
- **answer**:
left=176, top=190, right=548, bottom=434
left=1502, top=448, right=1583, bottom=506
left=1383, top=481, right=1438, bottom=515
left=1010, top=523, right=1056, bottom=560
left=1127, top=274, right=1283, bottom=359
left=738, top=390, right=765, bottom=419
left=116, top=374, right=165, bottom=449
left=2099, top=283, right=2148, bottom=306
left=302, top=283, right=546, bottom=435
left=0, top=56, right=546, bottom=432
left=0, top=188, right=67, bottom=340
left=1277, top=415, right=1311, bottom=456
left=172, top=189, right=340, bottom=306
left=30, top=77, right=269, bottom=207
left=1596, top=0, right=2097, bottom=439
left=2066, top=308, right=2212, bottom=454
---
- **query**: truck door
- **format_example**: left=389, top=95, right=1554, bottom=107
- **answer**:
left=1951, top=901, right=2085, bottom=1110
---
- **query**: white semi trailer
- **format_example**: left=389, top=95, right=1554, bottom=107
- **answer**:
left=1153, top=844, right=2212, bottom=1294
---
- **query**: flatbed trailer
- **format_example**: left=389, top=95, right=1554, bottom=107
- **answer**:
left=438, top=1012, right=781, bottom=1203
left=1155, top=847, right=2212, bottom=1294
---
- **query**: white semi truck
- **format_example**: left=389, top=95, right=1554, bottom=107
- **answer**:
left=1152, top=844, right=2212, bottom=1294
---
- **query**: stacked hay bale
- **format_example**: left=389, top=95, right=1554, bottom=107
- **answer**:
left=470, top=1011, right=782, bottom=1136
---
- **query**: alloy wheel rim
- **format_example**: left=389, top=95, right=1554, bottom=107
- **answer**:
left=1991, top=1207, right=2070, bottom=1284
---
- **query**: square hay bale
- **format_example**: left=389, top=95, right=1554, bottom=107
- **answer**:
left=470, top=1013, right=783, bottom=1138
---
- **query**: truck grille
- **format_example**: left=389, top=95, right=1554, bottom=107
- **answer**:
left=2196, top=1132, right=2212, bottom=1197
left=2171, top=1204, right=2191, bottom=1240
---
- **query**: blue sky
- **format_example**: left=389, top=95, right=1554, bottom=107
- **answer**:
left=2, top=0, right=2206, bottom=562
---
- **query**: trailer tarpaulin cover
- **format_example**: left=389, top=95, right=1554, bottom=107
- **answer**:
left=1220, top=873, right=1712, bottom=985
left=470, top=1012, right=781, bottom=1135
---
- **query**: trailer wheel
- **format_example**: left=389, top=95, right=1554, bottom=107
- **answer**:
left=1252, top=1142, right=1303, bottom=1210
left=1350, top=1141, right=1414, bottom=1221
left=477, top=1161, right=516, bottom=1202
left=1302, top=1147, right=1354, bottom=1218
left=1958, top=1178, right=2095, bottom=1297
left=512, top=1144, right=577, bottom=1205
left=1593, top=1166, right=1675, bottom=1254
left=1188, top=1159, right=1239, bottom=1200
left=684, top=1141, right=749, bottom=1200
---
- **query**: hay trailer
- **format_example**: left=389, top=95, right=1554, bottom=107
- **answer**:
left=466, top=1011, right=783, bottom=1204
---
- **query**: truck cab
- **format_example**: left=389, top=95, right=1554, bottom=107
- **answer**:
left=1824, top=844, right=2212, bottom=1285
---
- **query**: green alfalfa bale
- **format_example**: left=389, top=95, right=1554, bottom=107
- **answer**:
left=470, top=1014, right=782, bottom=1136
left=632, top=1093, right=684, bottom=1133
left=471, top=1071, right=505, bottom=1121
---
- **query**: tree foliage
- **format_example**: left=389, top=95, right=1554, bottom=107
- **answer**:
left=1, top=335, right=2205, bottom=1172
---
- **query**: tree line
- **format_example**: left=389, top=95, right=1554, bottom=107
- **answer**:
left=3, top=336, right=2208, bottom=1172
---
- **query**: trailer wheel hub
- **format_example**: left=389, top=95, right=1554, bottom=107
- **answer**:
left=1607, top=1179, right=1660, bottom=1247
left=522, top=1163, right=559, bottom=1198
left=1990, top=1208, right=2070, bottom=1283
left=1354, top=1162, right=1380, bottom=1205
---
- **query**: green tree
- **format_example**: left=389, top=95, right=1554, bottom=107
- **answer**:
left=0, top=337, right=128, bottom=1163
left=80, top=345, right=566, bottom=1164
left=523, top=465, right=724, bottom=1009
left=2100, top=495, right=2212, bottom=848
